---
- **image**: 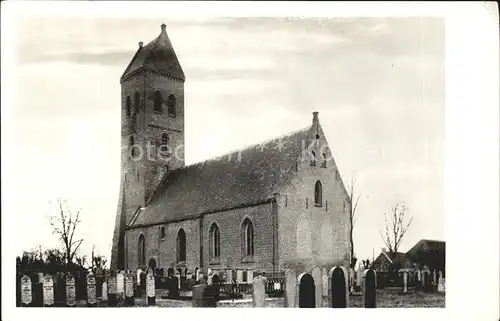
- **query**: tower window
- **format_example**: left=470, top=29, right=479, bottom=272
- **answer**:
left=314, top=180, right=322, bottom=206
left=160, top=226, right=166, bottom=239
left=241, top=218, right=254, bottom=256
left=321, top=153, right=327, bottom=168
left=209, top=223, right=221, bottom=258
left=176, top=228, right=186, bottom=263
left=167, top=94, right=176, bottom=117
left=154, top=90, right=163, bottom=114
left=126, top=96, right=131, bottom=117
left=138, top=234, right=146, bottom=267
left=134, top=92, right=140, bottom=115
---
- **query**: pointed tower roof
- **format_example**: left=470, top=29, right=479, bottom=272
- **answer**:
left=121, top=23, right=185, bottom=82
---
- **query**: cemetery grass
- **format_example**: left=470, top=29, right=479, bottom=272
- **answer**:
left=349, top=290, right=446, bottom=308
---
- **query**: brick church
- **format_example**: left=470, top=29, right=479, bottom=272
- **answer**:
left=110, top=24, right=352, bottom=276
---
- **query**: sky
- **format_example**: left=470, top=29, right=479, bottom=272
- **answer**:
left=11, top=17, right=444, bottom=263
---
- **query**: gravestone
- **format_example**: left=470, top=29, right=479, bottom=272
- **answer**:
left=322, top=268, right=329, bottom=297
left=87, top=271, right=97, bottom=307
left=355, top=267, right=362, bottom=292
left=329, top=266, right=348, bottom=308
left=362, top=269, right=376, bottom=308
left=146, top=269, right=156, bottom=306
left=437, top=271, right=445, bottom=292
left=43, top=274, right=54, bottom=307
left=136, top=269, right=143, bottom=286
left=175, top=270, right=181, bottom=289
left=349, top=268, right=355, bottom=293
left=226, top=269, right=232, bottom=283
left=311, top=267, right=322, bottom=307
left=252, top=276, right=266, bottom=307
left=432, top=270, right=437, bottom=290
left=124, top=272, right=135, bottom=306
left=192, top=284, right=206, bottom=307
left=247, top=270, right=254, bottom=283
left=107, top=271, right=117, bottom=307
left=424, top=271, right=432, bottom=293
left=21, top=274, right=32, bottom=307
left=117, top=271, right=125, bottom=297
left=102, top=282, right=108, bottom=301
left=284, top=269, right=296, bottom=308
left=195, top=268, right=200, bottom=282
left=236, top=269, right=243, bottom=283
left=403, top=272, right=408, bottom=294
left=297, top=273, right=315, bottom=308
left=66, top=274, right=76, bottom=307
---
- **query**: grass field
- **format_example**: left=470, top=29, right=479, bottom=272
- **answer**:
left=30, top=289, right=445, bottom=308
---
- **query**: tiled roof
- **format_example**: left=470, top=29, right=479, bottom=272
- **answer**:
left=121, top=24, right=185, bottom=82
left=130, top=125, right=314, bottom=227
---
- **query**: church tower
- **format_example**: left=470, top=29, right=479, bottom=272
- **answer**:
left=111, top=24, right=185, bottom=269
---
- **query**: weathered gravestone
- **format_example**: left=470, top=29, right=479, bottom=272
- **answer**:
left=252, top=276, right=266, bottom=307
left=65, top=274, right=76, bottom=307
left=284, top=269, right=296, bottom=308
left=124, top=271, right=135, bottom=306
left=403, top=272, right=408, bottom=294
left=437, top=271, right=445, bottom=292
left=423, top=271, right=432, bottom=293
left=192, top=284, right=206, bottom=307
left=362, top=269, right=376, bottom=308
left=146, top=269, right=156, bottom=306
left=355, top=267, right=363, bottom=292
left=21, top=274, right=32, bottom=307
left=432, top=270, right=437, bottom=291
left=311, top=267, right=322, bottom=307
left=247, top=270, right=254, bottom=284
left=349, top=268, right=355, bottom=293
left=107, top=271, right=117, bottom=307
left=101, top=281, right=108, bottom=302
left=175, top=270, right=181, bottom=290
left=297, top=273, right=315, bottom=308
left=117, top=271, right=125, bottom=301
left=329, top=266, right=349, bottom=308
left=43, top=275, right=54, bottom=307
left=87, top=271, right=97, bottom=307
left=236, top=269, right=243, bottom=283
left=322, top=268, right=329, bottom=298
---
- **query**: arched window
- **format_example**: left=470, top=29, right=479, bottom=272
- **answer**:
left=209, top=223, right=220, bottom=258
left=321, top=153, right=327, bottom=168
left=160, top=226, right=166, bottom=239
left=125, top=96, right=131, bottom=116
left=129, top=135, right=136, bottom=158
left=241, top=218, right=254, bottom=256
left=311, top=151, right=316, bottom=166
left=134, top=92, right=140, bottom=115
left=314, top=180, right=322, bottom=206
left=176, top=228, right=186, bottom=262
left=138, top=234, right=145, bottom=266
left=154, top=90, right=163, bottom=114
left=167, top=94, right=176, bottom=117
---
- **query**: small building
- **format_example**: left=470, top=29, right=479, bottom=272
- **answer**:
left=406, top=239, right=445, bottom=275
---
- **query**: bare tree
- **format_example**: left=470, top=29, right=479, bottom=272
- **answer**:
left=48, top=199, right=83, bottom=265
left=91, top=244, right=108, bottom=270
left=347, top=176, right=361, bottom=268
left=380, top=202, right=413, bottom=253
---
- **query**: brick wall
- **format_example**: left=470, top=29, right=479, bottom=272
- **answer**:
left=202, top=202, right=275, bottom=273
left=125, top=218, right=200, bottom=271
left=276, top=127, right=351, bottom=271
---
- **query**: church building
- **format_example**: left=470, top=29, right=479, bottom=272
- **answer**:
left=110, top=24, right=352, bottom=275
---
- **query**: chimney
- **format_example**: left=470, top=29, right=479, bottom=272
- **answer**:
left=138, top=41, right=143, bottom=48
left=381, top=248, right=386, bottom=253
left=312, top=111, right=320, bottom=139
left=161, top=23, right=166, bottom=33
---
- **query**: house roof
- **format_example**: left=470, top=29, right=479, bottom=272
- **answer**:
left=121, top=24, right=185, bottom=82
left=130, top=124, right=316, bottom=227
left=406, top=239, right=445, bottom=256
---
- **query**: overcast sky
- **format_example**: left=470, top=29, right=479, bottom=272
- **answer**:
left=12, top=17, right=444, bottom=262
